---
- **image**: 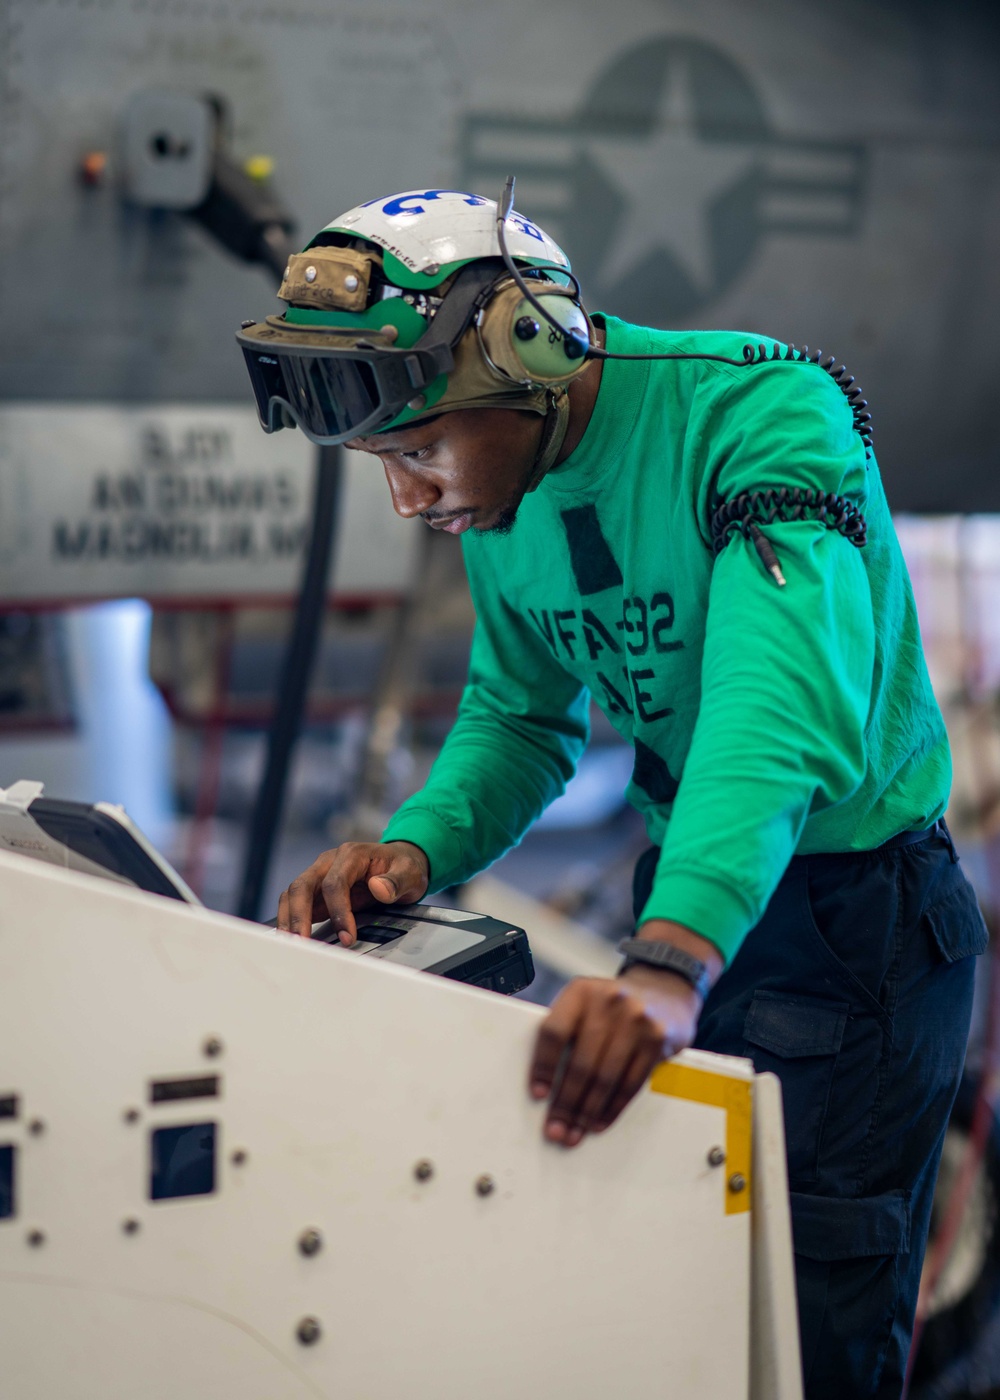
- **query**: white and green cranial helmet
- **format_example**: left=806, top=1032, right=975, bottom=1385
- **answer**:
left=333, top=188, right=570, bottom=283
left=237, top=187, right=594, bottom=448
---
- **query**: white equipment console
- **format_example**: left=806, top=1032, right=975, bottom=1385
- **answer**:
left=0, top=850, right=802, bottom=1400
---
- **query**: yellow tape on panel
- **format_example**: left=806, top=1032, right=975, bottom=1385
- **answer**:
left=649, top=1062, right=753, bottom=1215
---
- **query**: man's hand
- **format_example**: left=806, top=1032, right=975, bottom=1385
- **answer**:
left=529, top=919, right=723, bottom=1147
left=275, top=840, right=429, bottom=944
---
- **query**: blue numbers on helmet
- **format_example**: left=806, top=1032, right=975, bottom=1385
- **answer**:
left=508, top=213, right=545, bottom=242
left=376, top=190, right=490, bottom=217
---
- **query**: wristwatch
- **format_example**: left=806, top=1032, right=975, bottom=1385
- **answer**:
left=617, top=938, right=712, bottom=1001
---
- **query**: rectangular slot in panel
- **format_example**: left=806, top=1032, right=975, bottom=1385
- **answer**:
left=149, top=1075, right=220, bottom=1104
left=0, top=1144, right=15, bottom=1219
left=150, top=1122, right=217, bottom=1201
left=0, top=1095, right=19, bottom=1120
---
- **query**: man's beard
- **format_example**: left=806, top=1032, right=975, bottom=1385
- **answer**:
left=483, top=456, right=537, bottom=536
left=485, top=499, right=521, bottom=536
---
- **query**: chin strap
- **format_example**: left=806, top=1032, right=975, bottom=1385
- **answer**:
left=523, top=389, right=571, bottom=493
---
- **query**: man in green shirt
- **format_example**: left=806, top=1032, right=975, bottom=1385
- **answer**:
left=242, top=187, right=986, bottom=1397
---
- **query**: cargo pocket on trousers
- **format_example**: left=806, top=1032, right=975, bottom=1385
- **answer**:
left=790, top=1188, right=911, bottom=1260
left=743, top=992, right=849, bottom=1186
left=791, top=1190, right=911, bottom=1393
left=924, top=884, right=989, bottom=964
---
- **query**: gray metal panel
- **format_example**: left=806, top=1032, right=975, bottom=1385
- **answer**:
left=2, top=0, right=999, bottom=510
left=0, top=0, right=456, bottom=404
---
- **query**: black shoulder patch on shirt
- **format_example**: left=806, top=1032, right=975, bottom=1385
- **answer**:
left=632, top=739, right=679, bottom=804
left=560, top=504, right=624, bottom=596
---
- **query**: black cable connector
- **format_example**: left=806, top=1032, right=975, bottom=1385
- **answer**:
left=712, top=487, right=868, bottom=588
left=747, top=523, right=786, bottom=587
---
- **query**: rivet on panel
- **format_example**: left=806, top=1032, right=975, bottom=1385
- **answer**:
left=123, top=1107, right=141, bottom=1125
left=26, top=1228, right=45, bottom=1248
left=707, top=1146, right=726, bottom=1168
left=202, top=1036, right=223, bottom=1058
left=728, top=1172, right=747, bottom=1194
left=475, top=1174, right=495, bottom=1197
left=230, top=1148, right=248, bottom=1167
left=296, top=1316, right=322, bottom=1346
left=413, top=1159, right=434, bottom=1182
left=298, top=1227, right=323, bottom=1257
left=28, top=1118, right=45, bottom=1136
left=122, top=1218, right=141, bottom=1235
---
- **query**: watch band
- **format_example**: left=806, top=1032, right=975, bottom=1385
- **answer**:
left=617, top=938, right=712, bottom=1000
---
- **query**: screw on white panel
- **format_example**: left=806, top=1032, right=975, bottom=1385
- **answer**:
left=26, top=1228, right=45, bottom=1247
left=298, top=1228, right=323, bottom=1257
left=413, top=1159, right=434, bottom=1182
left=123, top=1107, right=140, bottom=1125
left=296, top=1316, right=322, bottom=1345
left=728, top=1173, right=747, bottom=1194
left=202, top=1036, right=223, bottom=1058
left=475, top=1174, right=495, bottom=1197
left=707, top=1146, right=725, bottom=1168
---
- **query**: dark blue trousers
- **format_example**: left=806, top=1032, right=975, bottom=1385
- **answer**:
left=633, top=825, right=987, bottom=1399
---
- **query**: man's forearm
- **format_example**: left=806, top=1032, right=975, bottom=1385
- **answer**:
left=382, top=697, right=589, bottom=890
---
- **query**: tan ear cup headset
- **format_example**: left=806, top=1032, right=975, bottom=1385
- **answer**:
left=432, top=274, right=595, bottom=489
left=360, top=232, right=595, bottom=489
left=476, top=277, right=593, bottom=388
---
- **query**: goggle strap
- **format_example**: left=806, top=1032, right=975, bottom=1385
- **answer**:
left=404, top=344, right=454, bottom=388
left=412, top=258, right=506, bottom=355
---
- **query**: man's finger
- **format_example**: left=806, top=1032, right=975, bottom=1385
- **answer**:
left=368, top=873, right=398, bottom=903
left=318, top=845, right=387, bottom=945
left=594, top=1042, right=666, bottom=1132
left=284, top=865, right=330, bottom=937
left=543, top=1003, right=617, bottom=1146
left=366, top=845, right=429, bottom=906
left=570, top=1014, right=649, bottom=1137
left=529, top=982, right=587, bottom=1100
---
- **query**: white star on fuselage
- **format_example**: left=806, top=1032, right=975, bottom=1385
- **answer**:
left=587, top=57, right=759, bottom=294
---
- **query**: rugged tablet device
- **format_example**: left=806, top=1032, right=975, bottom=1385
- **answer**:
left=0, top=781, right=533, bottom=995
left=310, top=907, right=534, bottom=994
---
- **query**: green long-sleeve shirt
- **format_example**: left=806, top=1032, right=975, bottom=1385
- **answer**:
left=383, top=315, right=950, bottom=964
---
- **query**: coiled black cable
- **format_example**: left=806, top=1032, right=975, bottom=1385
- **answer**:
left=711, top=486, right=868, bottom=587
left=738, top=342, right=874, bottom=460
